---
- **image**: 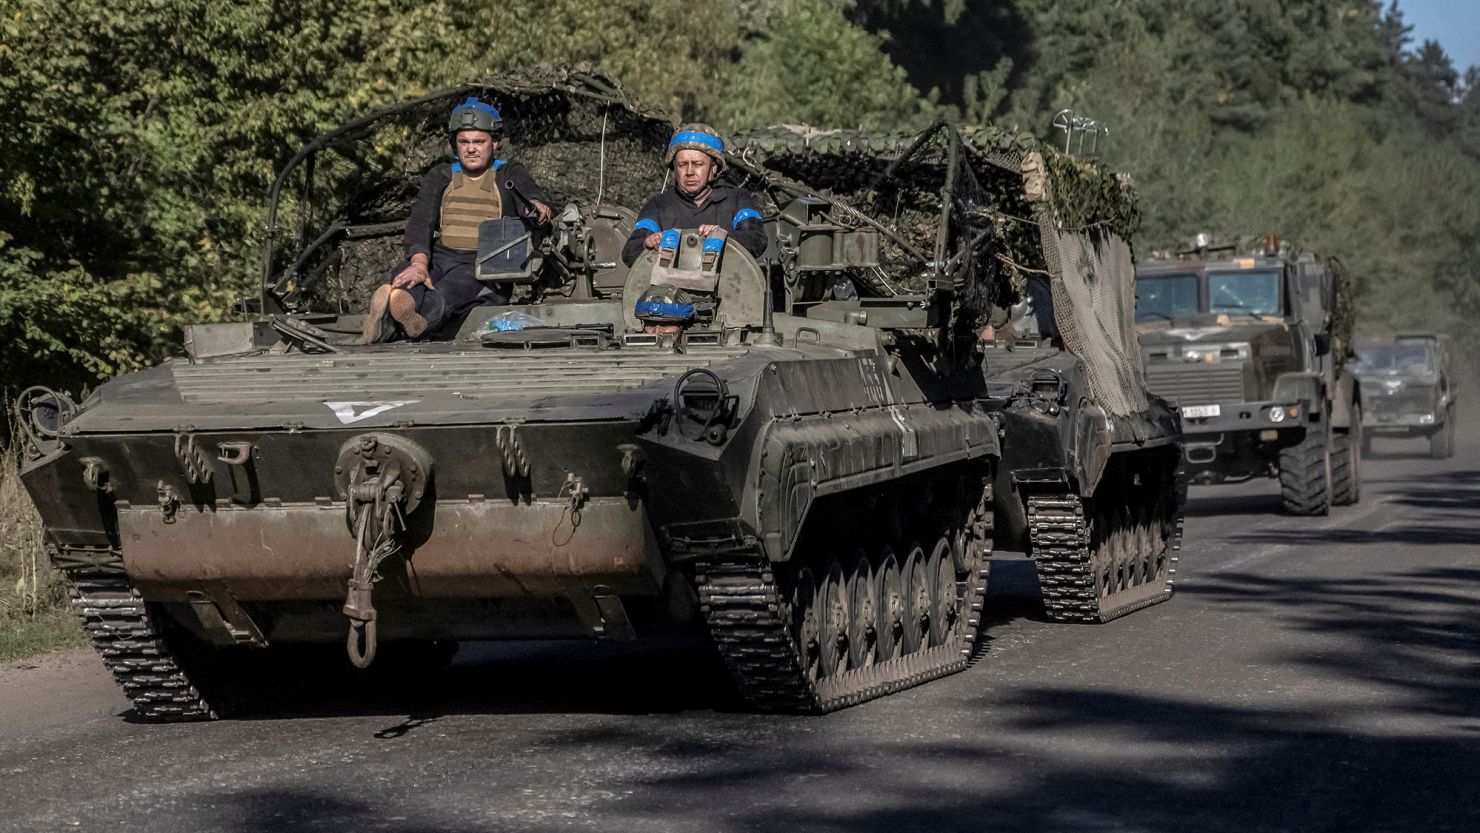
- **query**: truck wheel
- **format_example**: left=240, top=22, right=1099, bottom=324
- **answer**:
left=1331, top=406, right=1361, bottom=506
left=1280, top=421, right=1332, bottom=515
left=1430, top=415, right=1455, bottom=459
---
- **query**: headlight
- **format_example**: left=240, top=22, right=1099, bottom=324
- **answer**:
left=1267, top=406, right=1286, bottom=423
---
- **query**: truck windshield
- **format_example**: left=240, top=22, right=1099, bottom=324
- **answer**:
left=1208, top=270, right=1281, bottom=316
left=1355, top=345, right=1434, bottom=374
left=1136, top=273, right=1198, bottom=321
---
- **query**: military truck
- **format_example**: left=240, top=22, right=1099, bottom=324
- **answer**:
left=1353, top=333, right=1456, bottom=458
left=15, top=73, right=1180, bottom=719
left=1136, top=238, right=1362, bottom=514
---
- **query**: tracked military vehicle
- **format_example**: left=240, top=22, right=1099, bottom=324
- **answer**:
left=1354, top=333, right=1457, bottom=458
left=1136, top=238, right=1362, bottom=514
left=16, top=73, right=1180, bottom=719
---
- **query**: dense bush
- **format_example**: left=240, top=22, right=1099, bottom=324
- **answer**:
left=0, top=0, right=1476, bottom=389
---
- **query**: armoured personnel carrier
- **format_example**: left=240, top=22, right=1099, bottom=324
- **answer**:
left=1353, top=333, right=1456, bottom=458
left=1136, top=238, right=1363, bottom=514
left=16, top=73, right=1180, bottom=719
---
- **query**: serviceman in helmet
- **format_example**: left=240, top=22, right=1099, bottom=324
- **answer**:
left=360, top=96, right=553, bottom=343
left=633, top=285, right=699, bottom=334
left=620, top=124, right=767, bottom=267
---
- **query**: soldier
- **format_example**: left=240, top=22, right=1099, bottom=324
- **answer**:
left=620, top=124, right=767, bottom=266
left=360, top=96, right=553, bottom=344
left=633, top=285, right=698, bottom=334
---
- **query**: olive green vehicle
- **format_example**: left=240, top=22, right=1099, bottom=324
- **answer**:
left=16, top=74, right=1181, bottom=719
left=1136, top=238, right=1363, bottom=514
left=1354, top=333, right=1457, bottom=458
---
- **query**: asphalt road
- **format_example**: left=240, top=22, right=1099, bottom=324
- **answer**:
left=2, top=424, right=1476, bottom=833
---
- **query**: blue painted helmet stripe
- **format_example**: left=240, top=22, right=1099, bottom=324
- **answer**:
left=659, top=229, right=681, bottom=249
left=731, top=208, right=761, bottom=228
left=634, top=218, right=660, bottom=235
left=702, top=237, right=725, bottom=252
left=635, top=301, right=695, bottom=319
left=669, top=130, right=725, bottom=155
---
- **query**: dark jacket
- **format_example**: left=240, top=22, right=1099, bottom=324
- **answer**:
left=404, top=160, right=548, bottom=259
left=621, top=185, right=767, bottom=266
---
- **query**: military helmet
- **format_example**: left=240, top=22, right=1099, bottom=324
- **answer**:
left=665, top=123, right=726, bottom=169
left=448, top=96, right=503, bottom=135
left=634, top=285, right=696, bottom=323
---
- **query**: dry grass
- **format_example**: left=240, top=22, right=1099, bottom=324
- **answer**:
left=0, top=440, right=85, bottom=661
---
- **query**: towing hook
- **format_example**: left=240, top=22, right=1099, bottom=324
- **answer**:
left=333, top=433, right=435, bottom=670
left=343, top=577, right=378, bottom=669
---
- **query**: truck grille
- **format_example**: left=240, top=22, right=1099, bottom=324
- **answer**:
left=1145, top=362, right=1246, bottom=405
left=1368, top=384, right=1433, bottom=418
left=172, top=348, right=751, bottom=403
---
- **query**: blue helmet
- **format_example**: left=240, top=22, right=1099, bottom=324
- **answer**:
left=448, top=96, right=503, bottom=135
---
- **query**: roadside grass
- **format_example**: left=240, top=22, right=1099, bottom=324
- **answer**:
left=0, top=439, right=85, bottom=661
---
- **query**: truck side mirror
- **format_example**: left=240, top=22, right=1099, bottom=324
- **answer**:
left=1313, top=333, right=1331, bottom=356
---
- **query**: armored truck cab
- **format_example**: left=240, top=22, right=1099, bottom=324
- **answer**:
left=1354, top=333, right=1456, bottom=457
left=17, top=76, right=1180, bottom=720
left=1136, top=240, right=1362, bottom=513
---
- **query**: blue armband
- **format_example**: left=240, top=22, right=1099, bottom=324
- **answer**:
left=732, top=208, right=761, bottom=228
left=634, top=218, right=660, bottom=235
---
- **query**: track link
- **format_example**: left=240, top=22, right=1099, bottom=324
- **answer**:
left=697, top=484, right=993, bottom=713
left=1027, top=485, right=1181, bottom=624
left=69, top=574, right=218, bottom=721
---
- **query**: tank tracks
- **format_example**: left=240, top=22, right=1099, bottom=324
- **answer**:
left=68, top=574, right=218, bottom=721
left=1027, top=484, right=1182, bottom=624
left=696, top=483, right=993, bottom=713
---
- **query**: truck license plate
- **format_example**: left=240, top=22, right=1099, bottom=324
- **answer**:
left=1181, top=404, right=1221, bottom=419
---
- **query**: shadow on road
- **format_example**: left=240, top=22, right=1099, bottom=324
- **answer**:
left=161, top=634, right=742, bottom=727
left=1215, top=466, right=1480, bottom=547
left=204, top=561, right=1480, bottom=833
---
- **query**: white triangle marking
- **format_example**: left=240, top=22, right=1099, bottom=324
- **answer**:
left=324, top=400, right=418, bottom=425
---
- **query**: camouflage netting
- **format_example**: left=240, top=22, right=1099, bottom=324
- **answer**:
left=1327, top=255, right=1356, bottom=373
left=728, top=123, right=1138, bottom=309
left=730, top=122, right=1148, bottom=415
left=264, top=70, right=674, bottom=313
left=1040, top=225, right=1151, bottom=415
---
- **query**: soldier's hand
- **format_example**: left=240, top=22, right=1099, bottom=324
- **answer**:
left=531, top=200, right=552, bottom=225
left=393, top=261, right=432, bottom=290
left=643, top=232, right=662, bottom=250
left=698, top=224, right=720, bottom=236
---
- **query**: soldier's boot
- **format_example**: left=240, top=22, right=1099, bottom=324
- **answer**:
left=388, top=288, right=428, bottom=338
left=359, top=285, right=394, bottom=345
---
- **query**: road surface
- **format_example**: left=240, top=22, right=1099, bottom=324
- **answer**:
left=1, top=427, right=1475, bottom=832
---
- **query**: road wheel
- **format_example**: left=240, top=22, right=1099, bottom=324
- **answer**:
left=927, top=537, right=958, bottom=648
left=1279, top=420, right=1332, bottom=516
left=900, top=544, right=931, bottom=655
left=788, top=567, right=820, bottom=681
left=844, top=552, right=877, bottom=670
left=874, top=548, right=903, bottom=663
left=1331, top=405, right=1362, bottom=506
left=1430, top=413, right=1455, bottom=459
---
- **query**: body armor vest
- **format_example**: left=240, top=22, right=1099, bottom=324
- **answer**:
left=439, top=170, right=502, bottom=251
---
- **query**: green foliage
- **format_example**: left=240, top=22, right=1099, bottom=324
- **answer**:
left=715, top=0, right=933, bottom=131
left=0, top=437, right=83, bottom=659
left=2, top=0, right=1479, bottom=394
